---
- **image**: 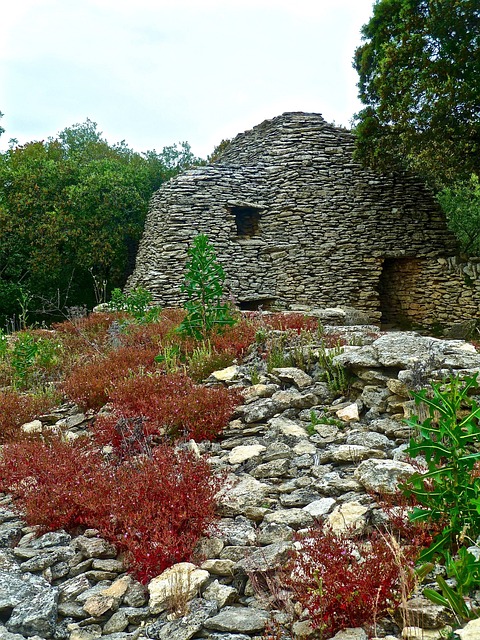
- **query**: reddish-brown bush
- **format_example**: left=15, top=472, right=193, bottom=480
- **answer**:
left=0, top=438, right=107, bottom=530
left=286, top=525, right=417, bottom=637
left=122, top=308, right=185, bottom=349
left=262, top=313, right=321, bottom=333
left=0, top=438, right=222, bottom=583
left=0, top=390, right=57, bottom=444
left=105, top=446, right=222, bottom=582
left=372, top=488, right=441, bottom=552
left=208, top=318, right=258, bottom=361
left=53, top=312, right=129, bottom=355
left=62, top=345, right=159, bottom=410
left=94, top=372, right=241, bottom=446
left=53, top=312, right=129, bottom=340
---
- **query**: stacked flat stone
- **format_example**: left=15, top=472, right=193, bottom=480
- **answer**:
left=126, top=112, right=480, bottom=328
left=2, top=327, right=480, bottom=640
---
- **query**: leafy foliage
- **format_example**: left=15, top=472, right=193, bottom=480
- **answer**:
left=0, top=330, right=65, bottom=390
left=423, top=547, right=480, bottom=621
left=0, top=120, right=202, bottom=325
left=437, top=174, right=480, bottom=255
left=401, top=374, right=480, bottom=561
left=353, top=0, right=480, bottom=188
left=178, top=234, right=237, bottom=340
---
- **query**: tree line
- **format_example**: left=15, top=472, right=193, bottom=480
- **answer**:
left=0, top=118, right=202, bottom=326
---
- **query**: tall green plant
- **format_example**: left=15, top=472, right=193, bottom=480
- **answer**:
left=401, top=374, right=480, bottom=561
left=177, top=234, right=236, bottom=340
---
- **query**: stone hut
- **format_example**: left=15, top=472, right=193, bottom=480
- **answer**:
left=128, top=112, right=480, bottom=326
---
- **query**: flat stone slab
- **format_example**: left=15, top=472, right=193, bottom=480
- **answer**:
left=203, top=606, right=269, bottom=633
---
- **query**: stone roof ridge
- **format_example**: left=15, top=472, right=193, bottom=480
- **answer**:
left=211, top=111, right=352, bottom=167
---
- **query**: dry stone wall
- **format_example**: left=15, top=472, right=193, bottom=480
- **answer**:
left=380, top=257, right=480, bottom=327
left=128, top=112, right=472, bottom=326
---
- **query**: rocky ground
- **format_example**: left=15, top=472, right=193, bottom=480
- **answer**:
left=1, top=326, right=480, bottom=640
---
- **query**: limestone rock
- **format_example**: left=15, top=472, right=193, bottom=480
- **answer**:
left=327, top=444, right=385, bottom=463
left=146, top=599, right=217, bottom=640
left=268, top=416, right=308, bottom=438
left=216, top=473, right=271, bottom=517
left=234, top=542, right=292, bottom=573
left=102, top=611, right=129, bottom=635
left=228, top=444, right=266, bottom=464
left=397, top=597, right=449, bottom=629
left=272, top=389, right=317, bottom=410
left=355, top=459, right=415, bottom=494
left=242, top=399, right=278, bottom=423
left=401, top=628, right=451, bottom=640
left=203, top=606, right=269, bottom=633
left=210, top=365, right=241, bottom=382
left=200, top=559, right=235, bottom=576
left=0, top=572, right=47, bottom=610
left=203, top=581, right=238, bottom=608
left=148, top=563, right=209, bottom=614
left=82, top=593, right=118, bottom=617
left=6, top=586, right=59, bottom=638
left=21, top=419, right=43, bottom=434
left=74, top=536, right=117, bottom=559
left=336, top=403, right=360, bottom=422
left=326, top=501, right=369, bottom=534
left=271, top=367, right=313, bottom=389
left=331, top=629, right=368, bottom=640
left=263, top=508, right=313, bottom=529
left=345, top=430, right=392, bottom=451
left=456, top=618, right=480, bottom=640
left=303, top=497, right=336, bottom=518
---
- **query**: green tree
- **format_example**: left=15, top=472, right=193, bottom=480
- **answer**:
left=178, top=234, right=236, bottom=340
left=437, top=174, right=480, bottom=255
left=353, top=0, right=480, bottom=187
left=0, top=120, right=203, bottom=325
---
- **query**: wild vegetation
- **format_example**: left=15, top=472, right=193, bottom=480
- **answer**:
left=0, top=256, right=480, bottom=635
left=0, top=2, right=479, bottom=635
left=0, top=116, right=203, bottom=327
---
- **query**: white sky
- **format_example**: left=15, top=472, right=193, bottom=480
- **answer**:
left=1, top=0, right=375, bottom=158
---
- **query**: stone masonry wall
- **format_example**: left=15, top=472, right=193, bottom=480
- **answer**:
left=128, top=112, right=462, bottom=325
left=379, top=256, right=480, bottom=327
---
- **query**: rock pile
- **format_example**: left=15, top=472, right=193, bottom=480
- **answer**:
left=1, top=329, right=480, bottom=640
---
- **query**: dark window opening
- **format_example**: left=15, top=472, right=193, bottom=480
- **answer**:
left=231, top=206, right=261, bottom=237
left=239, top=298, right=275, bottom=311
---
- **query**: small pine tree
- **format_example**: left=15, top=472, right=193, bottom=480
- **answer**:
left=178, top=234, right=236, bottom=340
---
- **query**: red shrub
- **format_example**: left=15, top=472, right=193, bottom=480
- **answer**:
left=209, top=318, right=258, bottom=361
left=0, top=390, right=56, bottom=444
left=0, top=438, right=108, bottom=531
left=372, top=488, right=441, bottom=552
left=262, top=313, right=321, bottom=333
left=286, top=525, right=417, bottom=638
left=122, top=308, right=186, bottom=349
left=94, top=372, right=241, bottom=447
left=0, top=438, right=222, bottom=583
left=53, top=312, right=129, bottom=353
left=61, top=345, right=159, bottom=410
left=106, top=446, right=222, bottom=582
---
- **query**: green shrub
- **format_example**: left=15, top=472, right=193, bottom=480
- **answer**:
left=108, top=287, right=160, bottom=322
left=177, top=234, right=236, bottom=340
left=401, top=374, right=480, bottom=561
